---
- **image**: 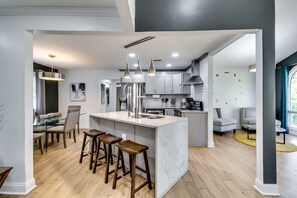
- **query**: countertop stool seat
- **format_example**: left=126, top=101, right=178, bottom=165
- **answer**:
left=93, top=134, right=125, bottom=184
left=79, top=129, right=105, bottom=170
left=112, top=140, right=152, bottom=198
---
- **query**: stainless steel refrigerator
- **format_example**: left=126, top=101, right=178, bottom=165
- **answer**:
left=116, top=83, right=144, bottom=113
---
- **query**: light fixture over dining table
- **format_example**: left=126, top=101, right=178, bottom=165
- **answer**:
left=39, top=54, right=65, bottom=81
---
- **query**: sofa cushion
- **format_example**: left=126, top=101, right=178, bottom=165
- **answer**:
left=214, top=118, right=237, bottom=126
left=243, top=118, right=256, bottom=124
left=245, top=108, right=256, bottom=118
left=276, top=120, right=281, bottom=126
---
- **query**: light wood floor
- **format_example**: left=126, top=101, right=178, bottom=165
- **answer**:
left=1, top=130, right=297, bottom=198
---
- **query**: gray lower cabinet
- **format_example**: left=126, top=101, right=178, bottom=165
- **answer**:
left=182, top=112, right=208, bottom=146
left=165, top=109, right=174, bottom=116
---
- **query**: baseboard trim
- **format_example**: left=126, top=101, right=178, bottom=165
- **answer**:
left=0, top=178, right=36, bottom=195
left=207, top=141, right=215, bottom=148
left=254, top=178, right=280, bottom=196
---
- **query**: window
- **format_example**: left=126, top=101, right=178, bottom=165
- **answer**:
left=288, top=66, right=297, bottom=129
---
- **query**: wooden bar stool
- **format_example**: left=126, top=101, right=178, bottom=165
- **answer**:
left=79, top=129, right=105, bottom=170
left=93, top=134, right=125, bottom=184
left=112, top=140, right=152, bottom=198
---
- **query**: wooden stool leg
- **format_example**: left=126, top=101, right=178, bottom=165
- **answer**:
left=79, top=134, right=87, bottom=163
left=63, top=133, right=67, bottom=148
left=129, top=154, right=132, bottom=177
left=39, top=137, right=43, bottom=155
left=112, top=148, right=121, bottom=190
left=110, top=146, right=114, bottom=165
left=89, top=137, right=95, bottom=170
left=73, top=130, right=76, bottom=143
left=93, top=140, right=101, bottom=174
left=120, top=150, right=126, bottom=174
left=130, top=154, right=136, bottom=198
left=69, top=132, right=71, bottom=138
left=105, top=144, right=111, bottom=184
left=143, top=151, right=152, bottom=190
left=57, top=134, right=60, bottom=142
left=103, top=143, right=107, bottom=162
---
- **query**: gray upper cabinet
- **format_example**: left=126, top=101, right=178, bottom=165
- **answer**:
left=146, top=75, right=165, bottom=94
left=145, top=73, right=190, bottom=95
left=172, top=73, right=191, bottom=94
left=164, top=75, right=173, bottom=94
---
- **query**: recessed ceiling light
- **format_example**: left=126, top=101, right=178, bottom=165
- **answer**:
left=172, top=53, right=179, bottom=57
left=129, top=53, right=136, bottom=58
left=133, top=63, right=138, bottom=67
left=166, top=64, right=172, bottom=67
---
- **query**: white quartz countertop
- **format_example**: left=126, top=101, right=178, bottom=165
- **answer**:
left=90, top=111, right=187, bottom=128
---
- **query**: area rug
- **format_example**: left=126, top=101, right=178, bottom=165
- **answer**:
left=234, top=133, right=297, bottom=152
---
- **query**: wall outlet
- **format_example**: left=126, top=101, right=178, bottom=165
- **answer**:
left=122, top=133, right=127, bottom=140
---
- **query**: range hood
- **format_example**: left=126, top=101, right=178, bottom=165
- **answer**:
left=183, top=60, right=204, bottom=85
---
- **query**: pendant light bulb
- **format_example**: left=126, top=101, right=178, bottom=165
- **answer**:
left=135, top=60, right=142, bottom=77
left=123, top=63, right=131, bottom=79
left=148, top=58, right=156, bottom=76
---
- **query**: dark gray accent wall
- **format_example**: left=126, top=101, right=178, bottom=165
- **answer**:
left=33, top=63, right=59, bottom=114
left=276, top=51, right=297, bottom=120
left=135, top=0, right=276, bottom=184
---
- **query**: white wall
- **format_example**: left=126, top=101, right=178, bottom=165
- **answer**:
left=0, top=14, right=122, bottom=195
left=59, top=69, right=121, bottom=128
left=213, top=68, right=256, bottom=127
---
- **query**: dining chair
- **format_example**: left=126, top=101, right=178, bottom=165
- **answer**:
left=46, top=108, right=80, bottom=148
left=58, top=105, right=81, bottom=135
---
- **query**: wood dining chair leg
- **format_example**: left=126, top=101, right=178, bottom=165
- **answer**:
left=69, top=132, right=71, bottom=138
left=131, top=155, right=136, bottom=198
left=57, top=134, right=60, bottom=142
left=77, top=123, right=80, bottom=134
left=63, top=133, right=67, bottom=148
left=39, top=137, right=43, bottom=155
left=73, top=130, right=76, bottom=143
left=51, top=133, right=54, bottom=143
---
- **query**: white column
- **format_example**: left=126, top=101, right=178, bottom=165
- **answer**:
left=254, top=30, right=280, bottom=196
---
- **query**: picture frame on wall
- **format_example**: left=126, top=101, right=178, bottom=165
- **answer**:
left=71, top=83, right=86, bottom=101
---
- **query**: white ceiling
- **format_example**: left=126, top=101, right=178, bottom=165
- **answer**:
left=0, top=0, right=116, bottom=7
left=214, top=34, right=255, bottom=68
left=275, top=0, right=297, bottom=63
left=33, top=32, right=237, bottom=70
left=1, top=0, right=296, bottom=69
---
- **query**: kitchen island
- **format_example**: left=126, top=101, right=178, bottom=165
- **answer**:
left=89, top=111, right=188, bottom=198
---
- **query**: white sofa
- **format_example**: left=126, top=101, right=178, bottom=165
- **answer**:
left=213, top=108, right=237, bottom=136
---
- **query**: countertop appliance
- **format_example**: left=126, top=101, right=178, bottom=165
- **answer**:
left=174, top=98, right=203, bottom=117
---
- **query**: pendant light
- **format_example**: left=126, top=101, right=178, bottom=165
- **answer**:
left=148, top=58, right=156, bottom=76
left=249, top=64, right=256, bottom=72
left=135, top=60, right=142, bottom=77
left=123, top=63, right=131, bottom=79
left=123, top=51, right=131, bottom=79
left=39, top=54, right=65, bottom=81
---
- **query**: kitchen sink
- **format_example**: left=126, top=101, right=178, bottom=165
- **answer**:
left=147, top=116, right=164, bottom=119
